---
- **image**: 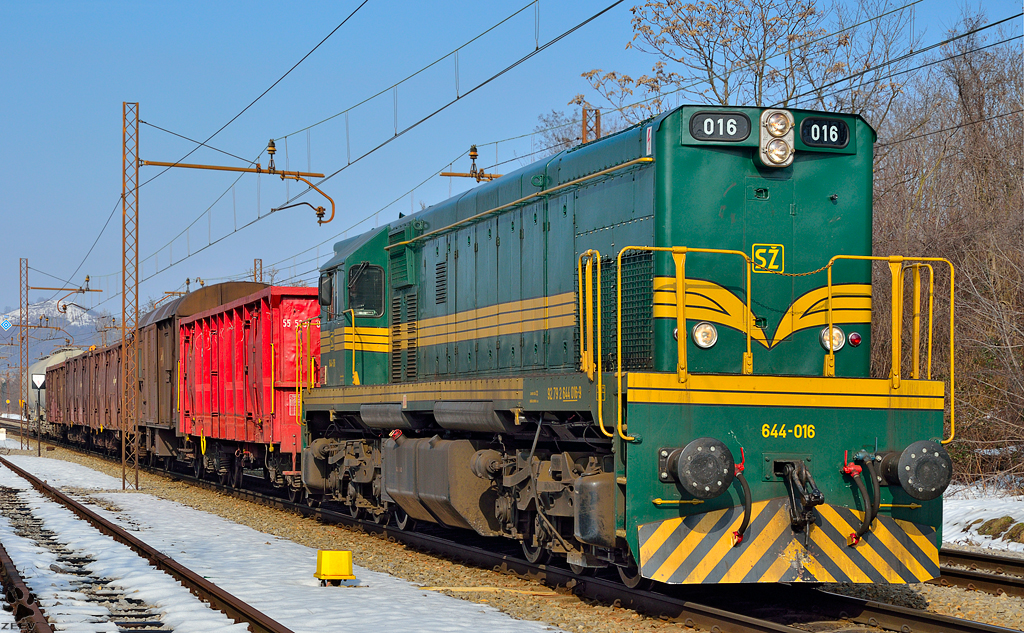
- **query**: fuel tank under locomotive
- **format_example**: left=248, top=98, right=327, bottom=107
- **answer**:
left=300, top=431, right=619, bottom=561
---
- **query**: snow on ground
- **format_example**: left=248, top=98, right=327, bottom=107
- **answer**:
left=0, top=466, right=243, bottom=633
left=943, top=483, right=1024, bottom=553
left=0, top=455, right=562, bottom=632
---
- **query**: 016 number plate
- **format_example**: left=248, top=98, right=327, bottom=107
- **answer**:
left=801, top=117, right=849, bottom=148
left=690, top=111, right=751, bottom=142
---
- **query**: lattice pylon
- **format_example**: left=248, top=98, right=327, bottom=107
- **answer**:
left=121, top=102, right=140, bottom=490
left=19, top=258, right=27, bottom=449
left=254, top=258, right=263, bottom=283
left=582, top=108, right=602, bottom=144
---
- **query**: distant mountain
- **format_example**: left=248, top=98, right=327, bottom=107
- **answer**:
left=1, top=299, right=103, bottom=329
left=1, top=300, right=115, bottom=366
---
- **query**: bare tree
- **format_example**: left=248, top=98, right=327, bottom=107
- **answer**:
left=873, top=11, right=1023, bottom=482
left=532, top=109, right=582, bottom=156
left=579, top=0, right=916, bottom=127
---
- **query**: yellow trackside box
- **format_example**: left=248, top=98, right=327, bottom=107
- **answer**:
left=315, top=550, right=356, bottom=580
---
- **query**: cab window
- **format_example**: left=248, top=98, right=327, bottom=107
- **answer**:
left=348, top=263, right=384, bottom=318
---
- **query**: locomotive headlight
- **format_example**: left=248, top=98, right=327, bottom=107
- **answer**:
left=819, top=326, right=846, bottom=352
left=766, top=112, right=790, bottom=137
left=765, top=139, right=791, bottom=164
left=759, top=109, right=795, bottom=168
left=692, top=322, right=718, bottom=349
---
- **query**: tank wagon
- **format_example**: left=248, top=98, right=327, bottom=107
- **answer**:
left=300, top=104, right=955, bottom=586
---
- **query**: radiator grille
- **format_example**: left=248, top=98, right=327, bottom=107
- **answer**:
left=575, top=252, right=653, bottom=372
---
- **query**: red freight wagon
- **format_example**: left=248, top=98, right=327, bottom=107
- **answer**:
left=178, top=286, right=320, bottom=491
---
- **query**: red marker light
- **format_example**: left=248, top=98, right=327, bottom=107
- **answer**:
left=848, top=332, right=862, bottom=347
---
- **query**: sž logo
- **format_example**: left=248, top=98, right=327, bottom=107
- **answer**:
left=752, top=244, right=784, bottom=273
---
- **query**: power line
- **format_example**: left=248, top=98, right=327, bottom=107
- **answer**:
left=94, top=1, right=625, bottom=292
left=812, top=34, right=1022, bottom=105
left=774, top=12, right=1023, bottom=107
left=131, top=2, right=541, bottom=285
left=277, top=0, right=539, bottom=140
left=139, top=0, right=370, bottom=189
left=878, top=109, right=1024, bottom=146
left=283, top=0, right=627, bottom=206
left=140, top=121, right=256, bottom=165
left=38, top=1, right=370, bottom=308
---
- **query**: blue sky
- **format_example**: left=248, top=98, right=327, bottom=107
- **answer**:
left=0, top=0, right=1019, bottom=353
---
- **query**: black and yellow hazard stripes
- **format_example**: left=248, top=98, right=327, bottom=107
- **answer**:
left=417, top=292, right=576, bottom=347
left=627, top=373, right=945, bottom=411
left=320, top=326, right=389, bottom=353
left=653, top=277, right=871, bottom=348
left=637, top=498, right=939, bottom=584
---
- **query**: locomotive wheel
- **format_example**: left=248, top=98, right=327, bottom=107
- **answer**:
left=617, top=562, right=652, bottom=591
left=521, top=539, right=550, bottom=565
left=521, top=514, right=551, bottom=565
left=568, top=562, right=595, bottom=577
left=394, top=507, right=416, bottom=531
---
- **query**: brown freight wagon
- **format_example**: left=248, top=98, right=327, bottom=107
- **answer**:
left=46, top=282, right=266, bottom=460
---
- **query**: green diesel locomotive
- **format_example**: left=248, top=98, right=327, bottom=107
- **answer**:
left=301, top=104, right=954, bottom=586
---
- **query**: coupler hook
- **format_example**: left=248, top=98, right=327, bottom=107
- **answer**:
left=783, top=461, right=824, bottom=538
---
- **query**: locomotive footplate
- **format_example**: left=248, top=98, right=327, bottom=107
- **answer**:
left=636, top=499, right=939, bottom=584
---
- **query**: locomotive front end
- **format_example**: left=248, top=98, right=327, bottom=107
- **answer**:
left=618, top=106, right=953, bottom=584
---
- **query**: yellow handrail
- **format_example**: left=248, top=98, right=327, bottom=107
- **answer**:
left=616, top=246, right=753, bottom=442
left=342, top=309, right=361, bottom=386
left=905, top=263, right=935, bottom=380
left=577, top=250, right=612, bottom=437
left=825, top=255, right=955, bottom=444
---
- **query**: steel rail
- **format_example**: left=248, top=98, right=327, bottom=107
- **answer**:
left=0, top=537, right=55, bottom=633
left=935, top=549, right=1024, bottom=597
left=941, top=548, right=1024, bottom=577
left=0, top=456, right=295, bottom=633
left=791, top=585, right=1017, bottom=633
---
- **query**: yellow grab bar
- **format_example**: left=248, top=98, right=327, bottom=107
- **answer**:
left=342, top=309, right=361, bottom=386
left=616, top=246, right=753, bottom=442
left=825, top=255, right=955, bottom=444
left=577, top=250, right=611, bottom=437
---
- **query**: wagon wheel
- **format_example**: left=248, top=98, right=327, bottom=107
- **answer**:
left=305, top=494, right=323, bottom=509
left=193, top=455, right=204, bottom=480
left=232, top=462, right=244, bottom=488
left=393, top=507, right=416, bottom=531
left=340, top=501, right=363, bottom=520
left=370, top=507, right=391, bottom=525
left=287, top=485, right=305, bottom=504
left=616, top=560, right=652, bottom=591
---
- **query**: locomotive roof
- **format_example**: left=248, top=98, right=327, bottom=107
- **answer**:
left=324, top=104, right=874, bottom=272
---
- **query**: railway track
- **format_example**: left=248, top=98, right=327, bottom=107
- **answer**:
left=4, top=430, right=1020, bottom=633
left=0, top=455, right=296, bottom=633
left=935, top=549, right=1024, bottom=598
